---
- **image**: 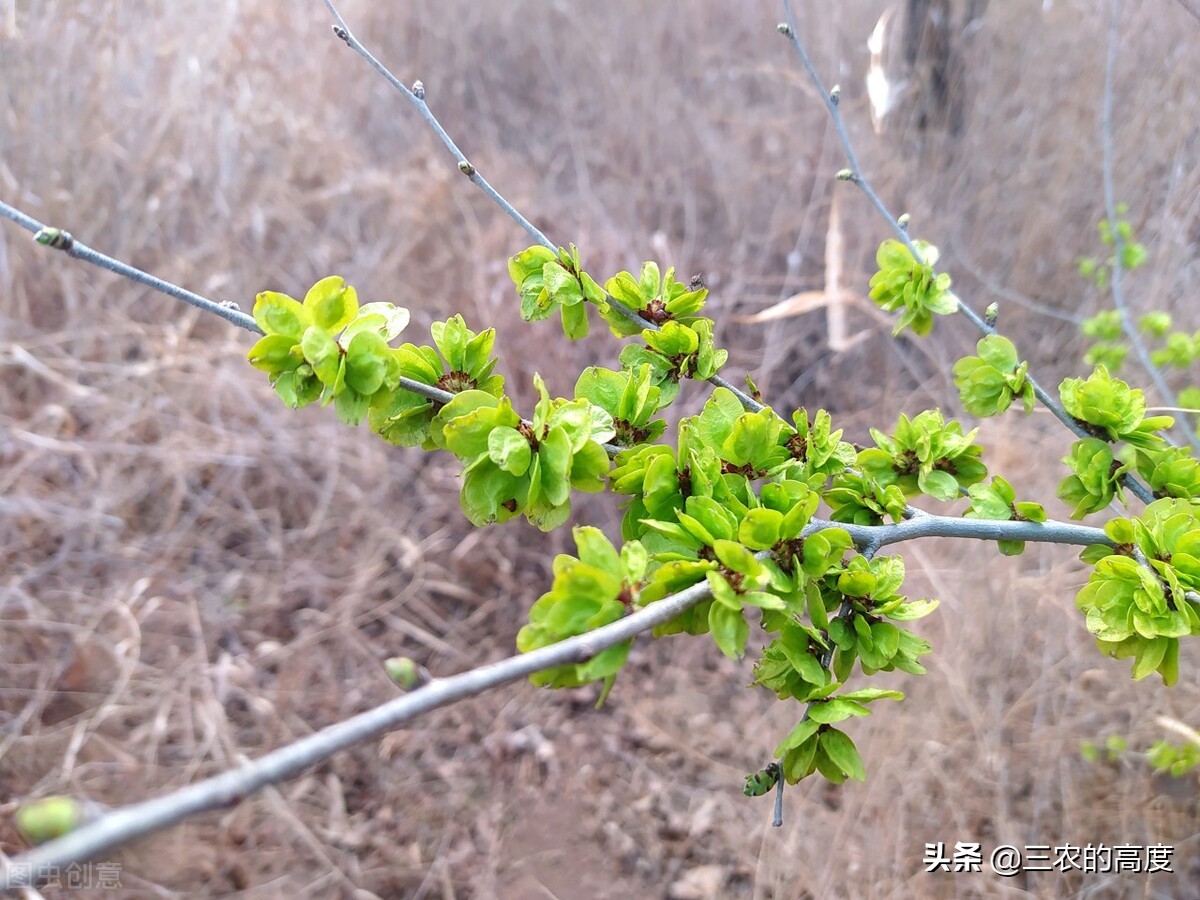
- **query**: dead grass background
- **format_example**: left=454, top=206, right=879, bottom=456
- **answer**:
left=2, top=0, right=1200, bottom=897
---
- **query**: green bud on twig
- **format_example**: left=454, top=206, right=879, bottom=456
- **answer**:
left=385, top=656, right=431, bottom=690
left=412, top=80, right=425, bottom=100
left=897, top=213, right=910, bottom=231
left=776, top=23, right=792, bottom=36
left=34, top=226, right=74, bottom=251
left=830, top=84, right=841, bottom=105
left=985, top=302, right=999, bottom=329
left=835, top=169, right=854, bottom=182
left=16, top=796, right=86, bottom=845
left=458, top=160, right=476, bottom=177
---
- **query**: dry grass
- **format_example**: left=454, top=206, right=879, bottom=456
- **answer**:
left=2, top=0, right=1200, bottom=897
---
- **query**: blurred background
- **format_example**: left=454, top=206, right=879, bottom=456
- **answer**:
left=2, top=0, right=1199, bottom=896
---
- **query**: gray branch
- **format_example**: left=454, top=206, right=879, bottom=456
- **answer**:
left=777, top=0, right=1157, bottom=504
left=319, top=0, right=767, bottom=414
left=0, top=7, right=1156, bottom=884
left=0, top=200, right=636, bottom=455
left=0, top=511, right=1113, bottom=887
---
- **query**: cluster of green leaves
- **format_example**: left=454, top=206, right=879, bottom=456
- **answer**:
left=1060, top=367, right=1171, bottom=513
left=248, top=280, right=619, bottom=532
left=1056, top=366, right=1200, bottom=516
left=509, top=244, right=605, bottom=340
left=1074, top=205, right=1198, bottom=437
left=856, top=410, right=987, bottom=502
left=516, top=527, right=645, bottom=699
left=1146, top=738, right=1200, bottom=776
left=608, top=388, right=856, bottom=538
left=1075, top=499, right=1200, bottom=684
left=509, top=249, right=727, bottom=403
left=248, top=276, right=411, bottom=424
left=868, top=239, right=958, bottom=336
left=247, top=226, right=1198, bottom=805
left=1081, top=732, right=1200, bottom=778
left=575, top=364, right=668, bottom=447
left=965, top=476, right=1046, bottom=556
left=605, top=261, right=709, bottom=336
left=1080, top=308, right=1200, bottom=375
left=493, top=374, right=944, bottom=789
left=370, top=314, right=504, bottom=449
left=632, top=496, right=936, bottom=787
left=439, top=375, right=613, bottom=530
left=952, top=335, right=1035, bottom=417
left=771, top=688, right=902, bottom=784
left=1077, top=203, right=1148, bottom=292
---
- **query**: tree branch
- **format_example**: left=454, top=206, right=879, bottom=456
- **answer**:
left=0, top=510, right=1113, bottom=887
left=823, top=514, right=1109, bottom=557
left=1099, top=0, right=1199, bottom=452
left=0, top=575, right=714, bottom=888
left=0, top=8, right=1161, bottom=881
left=319, top=0, right=767, bottom=414
left=0, top=202, right=259, bottom=334
left=777, top=0, right=1157, bottom=505
left=0, top=199, right=635, bottom=455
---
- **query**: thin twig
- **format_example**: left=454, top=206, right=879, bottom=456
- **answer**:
left=319, top=0, right=767, bottom=414
left=0, top=510, right=1116, bottom=887
left=0, top=10, right=1159, bottom=879
left=825, top=515, right=1108, bottom=558
left=0, top=574, right=715, bottom=886
left=777, top=1, right=1156, bottom=505
left=0, top=200, right=626, bottom=455
left=1100, top=0, right=1199, bottom=452
left=0, top=201, right=257, bottom=333
left=319, top=0, right=552, bottom=250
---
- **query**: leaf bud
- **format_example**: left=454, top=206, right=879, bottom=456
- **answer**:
left=34, top=226, right=74, bottom=250
left=458, top=160, right=476, bottom=177
left=412, top=79, right=425, bottom=100
left=830, top=84, right=841, bottom=105
left=985, top=302, right=999, bottom=328
left=385, top=656, right=431, bottom=690
left=16, top=796, right=86, bottom=844
left=835, top=169, right=854, bottom=182
left=776, top=23, right=792, bottom=36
